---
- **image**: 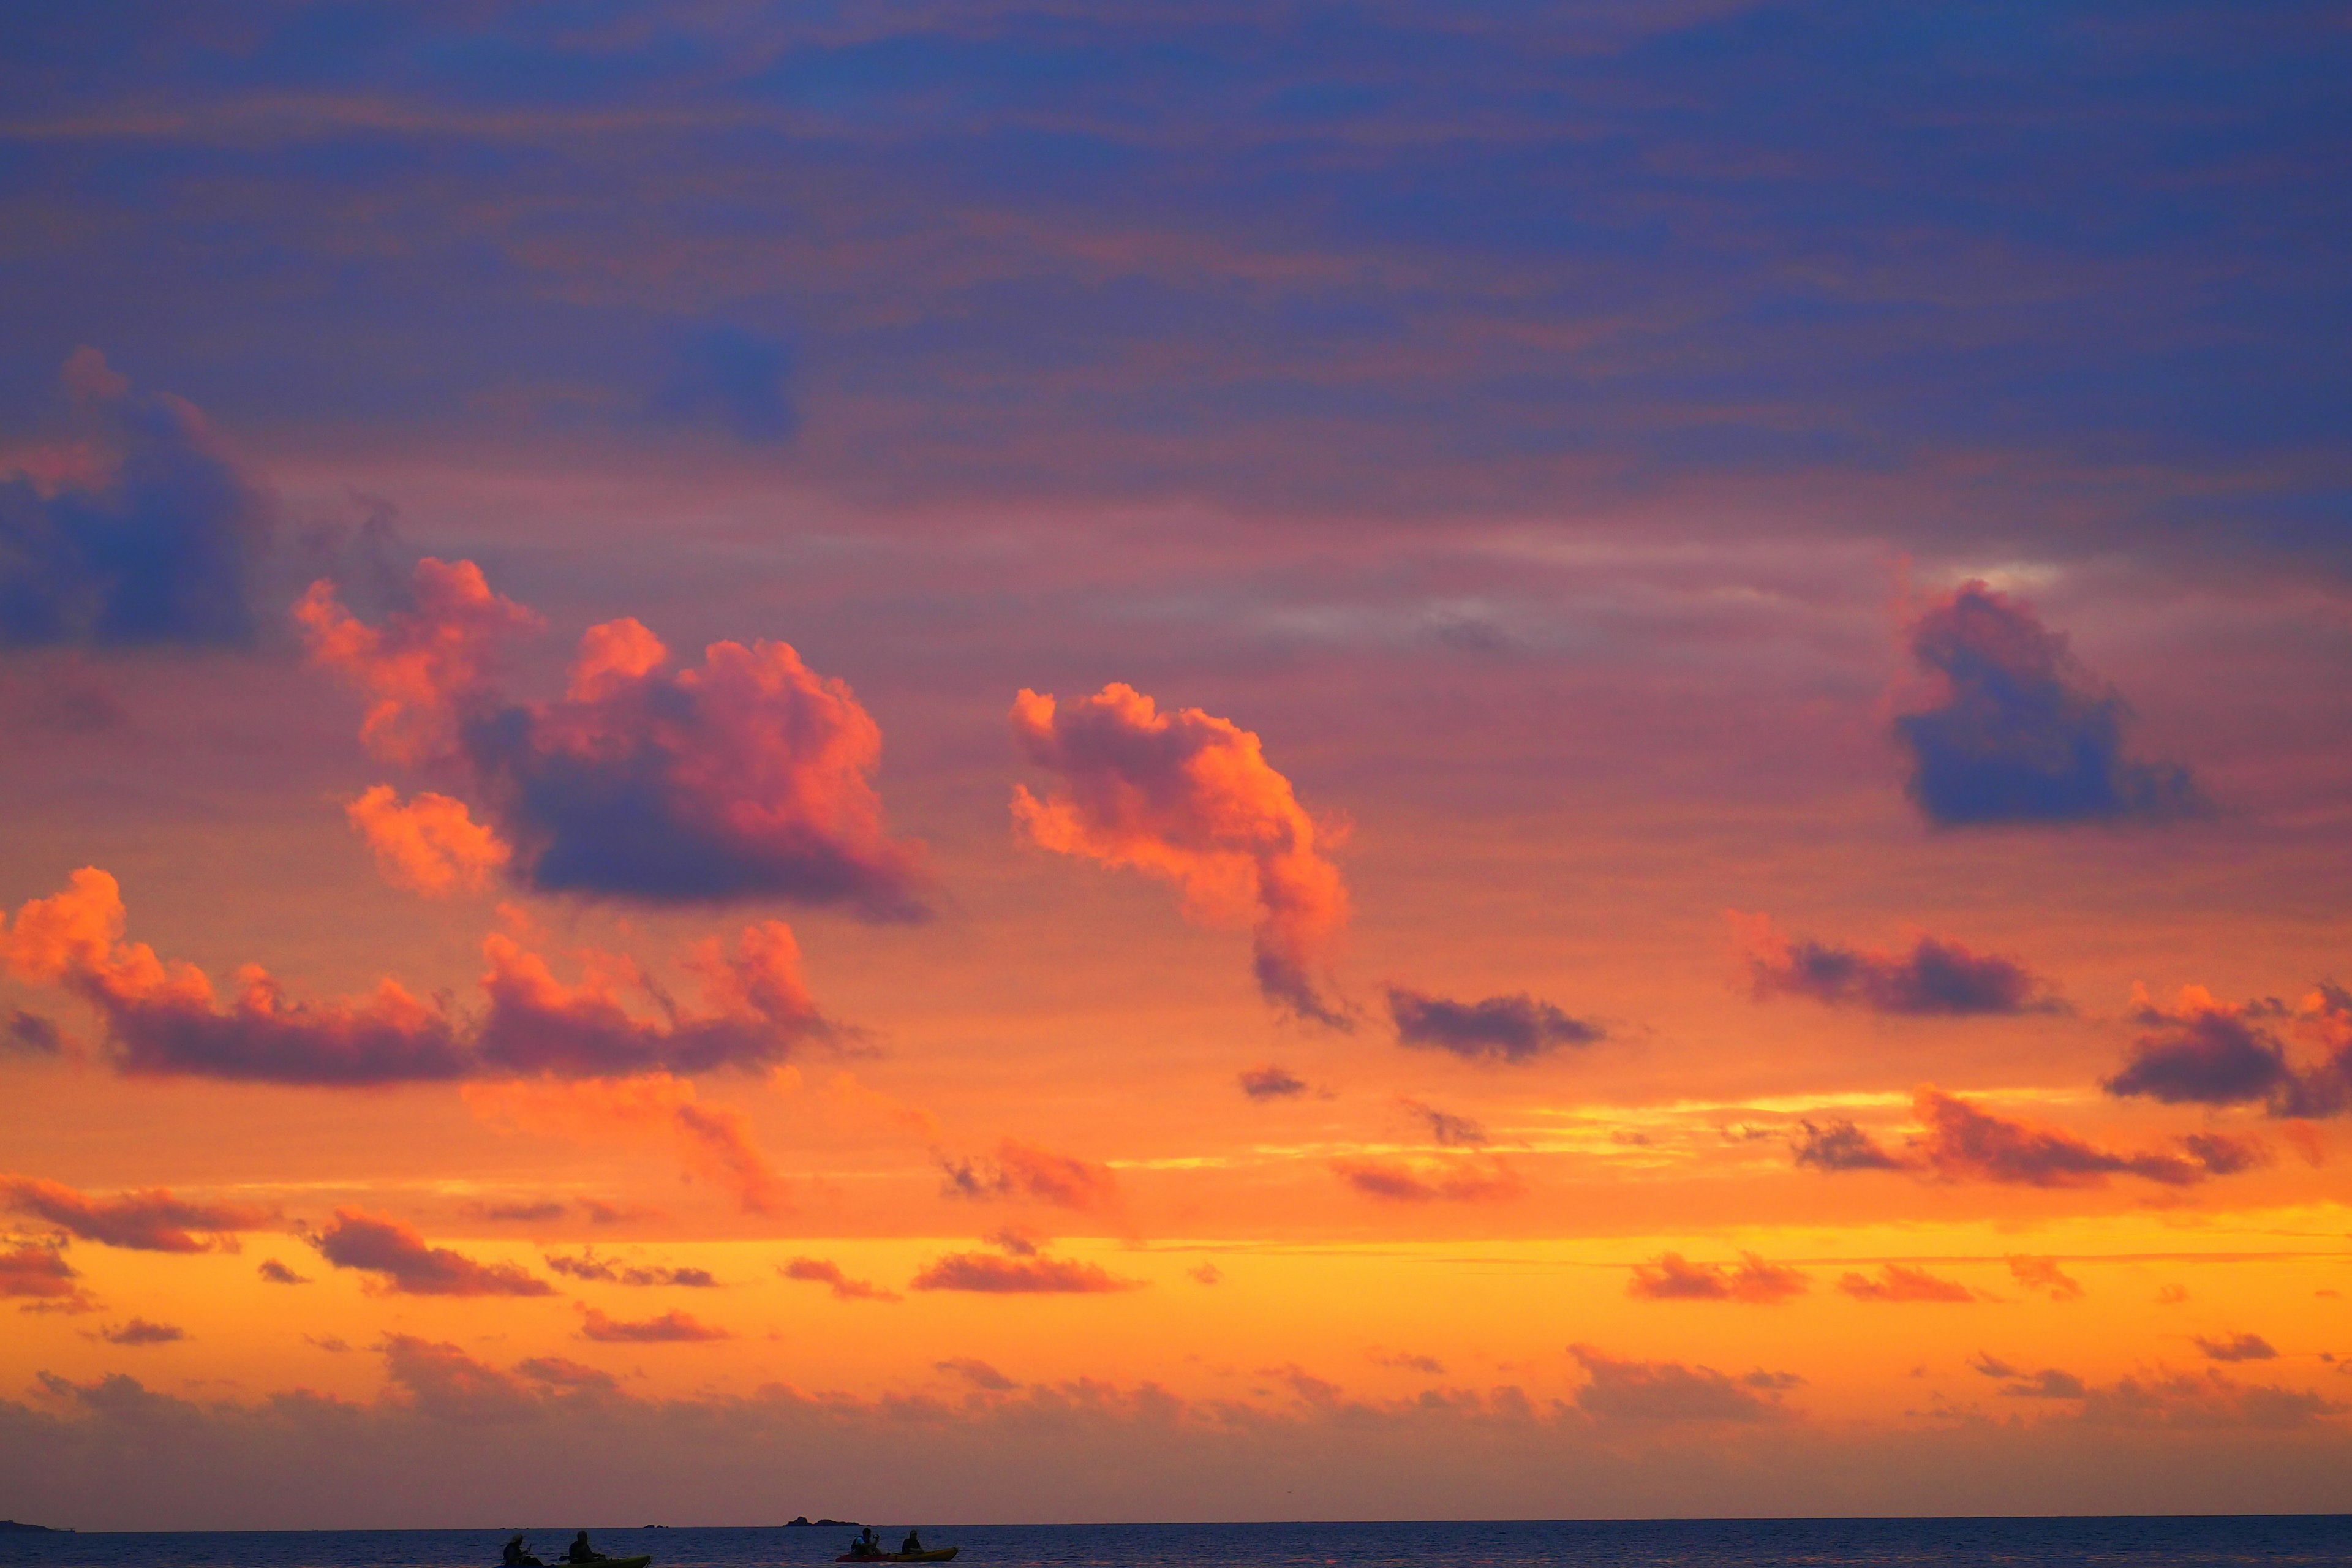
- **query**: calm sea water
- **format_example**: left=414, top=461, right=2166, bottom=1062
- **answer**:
left=2, top=1520, right=2349, bottom=1568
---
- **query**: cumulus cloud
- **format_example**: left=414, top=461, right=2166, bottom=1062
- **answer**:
left=309, top=1208, right=552, bottom=1297
left=94, top=1317, right=183, bottom=1346
left=1733, top=914, right=2061, bottom=1016
left=1837, top=1264, right=1978, bottom=1303
left=1238, top=1064, right=1308, bottom=1099
left=909, top=1252, right=1143, bottom=1294
left=938, top=1139, right=1119, bottom=1213
left=0, top=1237, right=93, bottom=1312
left=1, top=1174, right=271, bottom=1252
left=345, top=786, right=511, bottom=896
left=1, top=868, right=830, bottom=1085
left=1009, top=683, right=1349, bottom=1027
left=1329, top=1155, right=1521, bottom=1204
left=779, top=1257, right=899, bottom=1303
left=1793, top=1088, right=2241, bottom=1189
left=1893, top=581, right=2201, bottom=827
left=256, top=1259, right=309, bottom=1285
left=1398, top=1098, right=1487, bottom=1147
left=578, top=1306, right=729, bottom=1343
left=1627, top=1251, right=1809, bottom=1305
left=2106, top=986, right=2352, bottom=1118
left=1386, top=988, right=1603, bottom=1063
left=0, top=350, right=271, bottom=649
left=544, top=1250, right=716, bottom=1289
left=301, top=561, right=926, bottom=913
left=2194, top=1333, right=2278, bottom=1363
left=466, top=1074, right=789, bottom=1215
left=2007, top=1256, right=2084, bottom=1302
left=1568, top=1345, right=1796, bottom=1424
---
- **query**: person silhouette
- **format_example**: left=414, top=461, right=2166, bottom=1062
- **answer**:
left=901, top=1531, right=924, bottom=1555
left=504, top=1537, right=545, bottom=1567
left=567, top=1532, right=606, bottom=1564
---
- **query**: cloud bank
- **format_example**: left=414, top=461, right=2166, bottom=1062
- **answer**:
left=0, top=868, right=829, bottom=1085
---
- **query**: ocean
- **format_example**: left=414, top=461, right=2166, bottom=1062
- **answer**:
left=2, top=1519, right=2348, bottom=1568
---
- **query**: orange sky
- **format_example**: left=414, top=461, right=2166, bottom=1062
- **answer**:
left=6, top=2, right=2352, bottom=1526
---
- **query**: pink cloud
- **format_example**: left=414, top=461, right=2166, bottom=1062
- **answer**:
left=310, top=1208, right=552, bottom=1297
left=909, top=1252, right=1142, bottom=1294
left=1628, top=1251, right=1809, bottom=1304
left=1329, top=1155, right=1521, bottom=1204
left=301, top=562, right=925, bottom=914
left=938, top=1139, right=1120, bottom=1213
left=1793, top=1087, right=2245, bottom=1189
left=1, top=868, right=828, bottom=1084
left=1836, top=1264, right=1978, bottom=1303
left=577, top=1306, right=729, bottom=1343
left=1733, top=913, right=2061, bottom=1016
left=779, top=1257, right=900, bottom=1302
left=2, top=1173, right=271, bottom=1253
left=1009, top=682, right=1349, bottom=1027
left=0, top=1238, right=94, bottom=1312
left=345, top=786, right=511, bottom=895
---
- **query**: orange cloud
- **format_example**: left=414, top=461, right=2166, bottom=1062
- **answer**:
left=464, top=1073, right=789, bottom=1215
left=1793, top=1087, right=2253, bottom=1189
left=2, top=1174, right=271, bottom=1252
left=937, top=1139, right=1119, bottom=1213
left=344, top=785, right=511, bottom=895
left=1838, top=1264, right=1979, bottom=1303
left=908, top=1251, right=1142, bottom=1294
left=1009, top=682, right=1349, bottom=1027
left=310, top=1208, right=552, bottom=1297
left=295, top=558, right=540, bottom=767
left=0, top=868, right=827, bottom=1084
left=301, top=562, right=925, bottom=914
left=1628, top=1251, right=1810, bottom=1304
left=577, top=1306, right=729, bottom=1343
left=0, top=1238, right=94, bottom=1312
left=779, top=1257, right=900, bottom=1302
left=1329, top=1155, right=1521, bottom=1204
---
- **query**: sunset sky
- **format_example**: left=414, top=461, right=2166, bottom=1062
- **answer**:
left=4, top=0, right=2351, bottom=1529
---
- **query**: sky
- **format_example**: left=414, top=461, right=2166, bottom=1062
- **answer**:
left=3, top=0, right=2352, bottom=1529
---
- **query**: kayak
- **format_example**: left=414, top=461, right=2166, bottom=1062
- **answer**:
left=835, top=1552, right=957, bottom=1563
